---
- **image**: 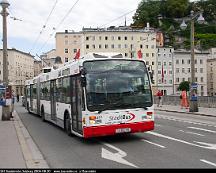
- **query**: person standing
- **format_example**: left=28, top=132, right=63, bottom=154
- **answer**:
left=180, top=90, right=189, bottom=109
left=156, top=90, right=163, bottom=107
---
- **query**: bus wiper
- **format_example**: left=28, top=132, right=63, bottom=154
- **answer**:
left=98, top=98, right=123, bottom=114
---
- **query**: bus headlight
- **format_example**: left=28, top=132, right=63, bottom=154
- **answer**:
left=89, top=116, right=96, bottom=124
left=147, top=112, right=153, bottom=119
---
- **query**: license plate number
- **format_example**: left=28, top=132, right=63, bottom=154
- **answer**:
left=116, top=128, right=131, bottom=134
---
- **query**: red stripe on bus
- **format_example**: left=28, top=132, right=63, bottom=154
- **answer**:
left=83, top=121, right=154, bottom=138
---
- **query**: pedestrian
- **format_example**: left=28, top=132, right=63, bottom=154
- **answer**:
left=17, top=93, right=19, bottom=102
left=156, top=90, right=163, bottom=107
left=180, top=90, right=189, bottom=109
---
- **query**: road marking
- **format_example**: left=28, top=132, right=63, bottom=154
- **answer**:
left=179, top=130, right=205, bottom=137
left=156, top=115, right=216, bottom=127
left=146, top=131, right=216, bottom=150
left=200, top=160, right=216, bottom=167
left=188, top=127, right=216, bottom=134
left=101, top=142, right=138, bottom=168
left=141, top=140, right=166, bottom=149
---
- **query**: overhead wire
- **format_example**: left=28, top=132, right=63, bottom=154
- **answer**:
left=29, top=0, right=59, bottom=53
left=37, top=0, right=80, bottom=54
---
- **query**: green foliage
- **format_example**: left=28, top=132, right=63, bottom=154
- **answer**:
left=132, top=0, right=216, bottom=50
left=178, top=81, right=190, bottom=92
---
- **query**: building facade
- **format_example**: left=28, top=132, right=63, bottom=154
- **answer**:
left=55, top=26, right=158, bottom=90
left=34, top=60, right=42, bottom=77
left=157, top=47, right=174, bottom=95
left=174, top=50, right=210, bottom=96
left=0, top=48, right=34, bottom=95
left=207, top=58, right=216, bottom=96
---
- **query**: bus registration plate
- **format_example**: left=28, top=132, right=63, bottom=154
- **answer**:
left=116, top=128, right=131, bottom=134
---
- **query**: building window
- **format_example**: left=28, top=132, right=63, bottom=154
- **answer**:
left=146, top=45, right=149, bottom=49
left=86, top=37, right=89, bottom=41
left=152, top=53, right=155, bottom=57
left=73, top=49, right=77, bottom=53
left=200, top=68, right=203, bottom=73
left=188, top=68, right=191, bottom=73
left=118, top=36, right=121, bottom=40
left=176, top=78, right=180, bottom=83
left=146, top=53, right=149, bottom=57
left=176, top=60, right=179, bottom=64
left=182, top=59, right=185, bottom=64
left=124, top=36, right=127, bottom=40
left=105, top=44, right=108, bottom=49
left=86, top=45, right=89, bottom=49
left=151, top=45, right=154, bottom=49
left=118, top=44, right=121, bottom=49
left=99, top=44, right=102, bottom=49
left=65, top=49, right=68, bottom=53
left=200, top=59, right=203, bottom=64
left=92, top=45, right=96, bottom=49
left=188, top=60, right=191, bottom=64
left=140, top=44, right=143, bottom=49
left=125, top=53, right=128, bottom=57
left=169, top=61, right=172, bottom=66
left=124, top=44, right=128, bottom=49
left=111, top=44, right=115, bottom=49
left=201, top=77, right=204, bottom=82
left=182, top=68, right=185, bottom=73
left=99, top=36, right=102, bottom=40
left=176, top=68, right=179, bottom=73
left=111, top=36, right=114, bottom=40
left=105, top=36, right=108, bottom=40
left=158, top=61, right=161, bottom=66
left=65, top=57, right=68, bottom=62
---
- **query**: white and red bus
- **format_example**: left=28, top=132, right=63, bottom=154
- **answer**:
left=25, top=53, right=154, bottom=138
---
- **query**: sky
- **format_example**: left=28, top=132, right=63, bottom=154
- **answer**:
left=0, top=0, right=141, bottom=58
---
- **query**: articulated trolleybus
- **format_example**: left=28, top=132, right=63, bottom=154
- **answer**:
left=25, top=53, right=154, bottom=138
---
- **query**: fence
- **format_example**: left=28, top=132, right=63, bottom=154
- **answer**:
left=154, top=96, right=216, bottom=108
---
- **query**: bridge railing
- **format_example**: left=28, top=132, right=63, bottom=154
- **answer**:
left=154, top=96, right=216, bottom=108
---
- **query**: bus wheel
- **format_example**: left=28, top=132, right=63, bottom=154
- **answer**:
left=64, top=113, right=72, bottom=136
left=41, top=107, right=46, bottom=122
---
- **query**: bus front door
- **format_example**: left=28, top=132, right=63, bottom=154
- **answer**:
left=71, top=77, right=83, bottom=135
left=50, top=80, right=57, bottom=122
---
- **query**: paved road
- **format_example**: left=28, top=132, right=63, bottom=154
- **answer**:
left=15, top=104, right=216, bottom=168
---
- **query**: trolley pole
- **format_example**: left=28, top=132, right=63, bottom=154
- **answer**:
left=1, top=0, right=10, bottom=120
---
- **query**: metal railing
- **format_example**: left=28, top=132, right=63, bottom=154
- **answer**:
left=154, top=96, right=216, bottom=108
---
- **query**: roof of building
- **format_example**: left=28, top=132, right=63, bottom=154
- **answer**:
left=0, top=48, right=35, bottom=58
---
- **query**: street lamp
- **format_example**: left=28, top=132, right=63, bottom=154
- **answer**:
left=180, top=10, right=205, bottom=112
left=0, top=0, right=10, bottom=120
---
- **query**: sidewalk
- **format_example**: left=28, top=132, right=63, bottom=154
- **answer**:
left=0, top=105, right=49, bottom=169
left=0, top=116, right=26, bottom=168
left=154, top=104, right=216, bottom=117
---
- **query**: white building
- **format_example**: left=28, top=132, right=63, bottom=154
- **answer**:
left=55, top=25, right=158, bottom=91
left=157, top=47, right=174, bottom=95
left=174, top=50, right=210, bottom=96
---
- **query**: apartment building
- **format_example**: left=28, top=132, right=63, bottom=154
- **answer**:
left=157, top=47, right=174, bottom=95
left=55, top=26, right=158, bottom=89
left=0, top=48, right=34, bottom=95
left=207, top=59, right=216, bottom=96
left=174, top=50, right=210, bottom=96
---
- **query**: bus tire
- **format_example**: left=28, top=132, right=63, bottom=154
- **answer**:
left=41, top=106, right=46, bottom=122
left=64, top=112, right=72, bottom=136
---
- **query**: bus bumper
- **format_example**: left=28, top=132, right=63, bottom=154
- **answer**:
left=83, top=121, right=154, bottom=138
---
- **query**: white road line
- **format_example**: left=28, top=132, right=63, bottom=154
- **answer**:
left=188, top=127, right=216, bottom=134
left=146, top=131, right=216, bottom=150
left=200, top=159, right=216, bottom=167
left=141, top=140, right=166, bottom=149
left=156, top=115, right=216, bottom=128
left=179, top=130, right=205, bottom=137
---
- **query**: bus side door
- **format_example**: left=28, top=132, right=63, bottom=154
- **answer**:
left=71, top=76, right=83, bottom=135
left=50, top=80, right=57, bottom=121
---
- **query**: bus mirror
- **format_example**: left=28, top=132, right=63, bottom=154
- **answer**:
left=81, top=68, right=87, bottom=76
left=81, top=77, right=86, bottom=87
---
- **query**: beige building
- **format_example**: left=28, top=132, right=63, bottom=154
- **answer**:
left=55, top=26, right=158, bottom=88
left=207, top=59, right=216, bottom=96
left=0, top=48, right=34, bottom=95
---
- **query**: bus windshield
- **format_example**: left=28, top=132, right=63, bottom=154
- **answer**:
left=84, top=60, right=153, bottom=112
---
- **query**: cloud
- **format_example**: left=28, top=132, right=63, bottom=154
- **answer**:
left=0, top=0, right=141, bottom=55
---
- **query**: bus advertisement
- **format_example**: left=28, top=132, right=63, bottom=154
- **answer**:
left=25, top=53, right=154, bottom=138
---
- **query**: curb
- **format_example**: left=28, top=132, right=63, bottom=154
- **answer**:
left=13, top=111, right=49, bottom=168
left=155, top=108, right=216, bottom=118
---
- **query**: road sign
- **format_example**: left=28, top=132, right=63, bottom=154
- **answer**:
left=191, top=83, right=198, bottom=89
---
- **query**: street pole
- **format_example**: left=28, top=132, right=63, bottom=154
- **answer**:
left=1, top=0, right=11, bottom=120
left=189, top=14, right=198, bottom=112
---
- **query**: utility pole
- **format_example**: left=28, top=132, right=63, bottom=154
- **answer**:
left=1, top=0, right=10, bottom=120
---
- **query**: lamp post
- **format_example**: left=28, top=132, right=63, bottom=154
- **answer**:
left=0, top=0, right=10, bottom=120
left=180, top=10, right=205, bottom=112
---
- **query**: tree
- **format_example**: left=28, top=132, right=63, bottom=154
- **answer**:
left=178, top=81, right=190, bottom=92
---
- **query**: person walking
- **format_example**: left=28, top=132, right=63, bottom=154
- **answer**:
left=156, top=90, right=163, bottom=107
left=180, top=90, right=189, bottom=109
